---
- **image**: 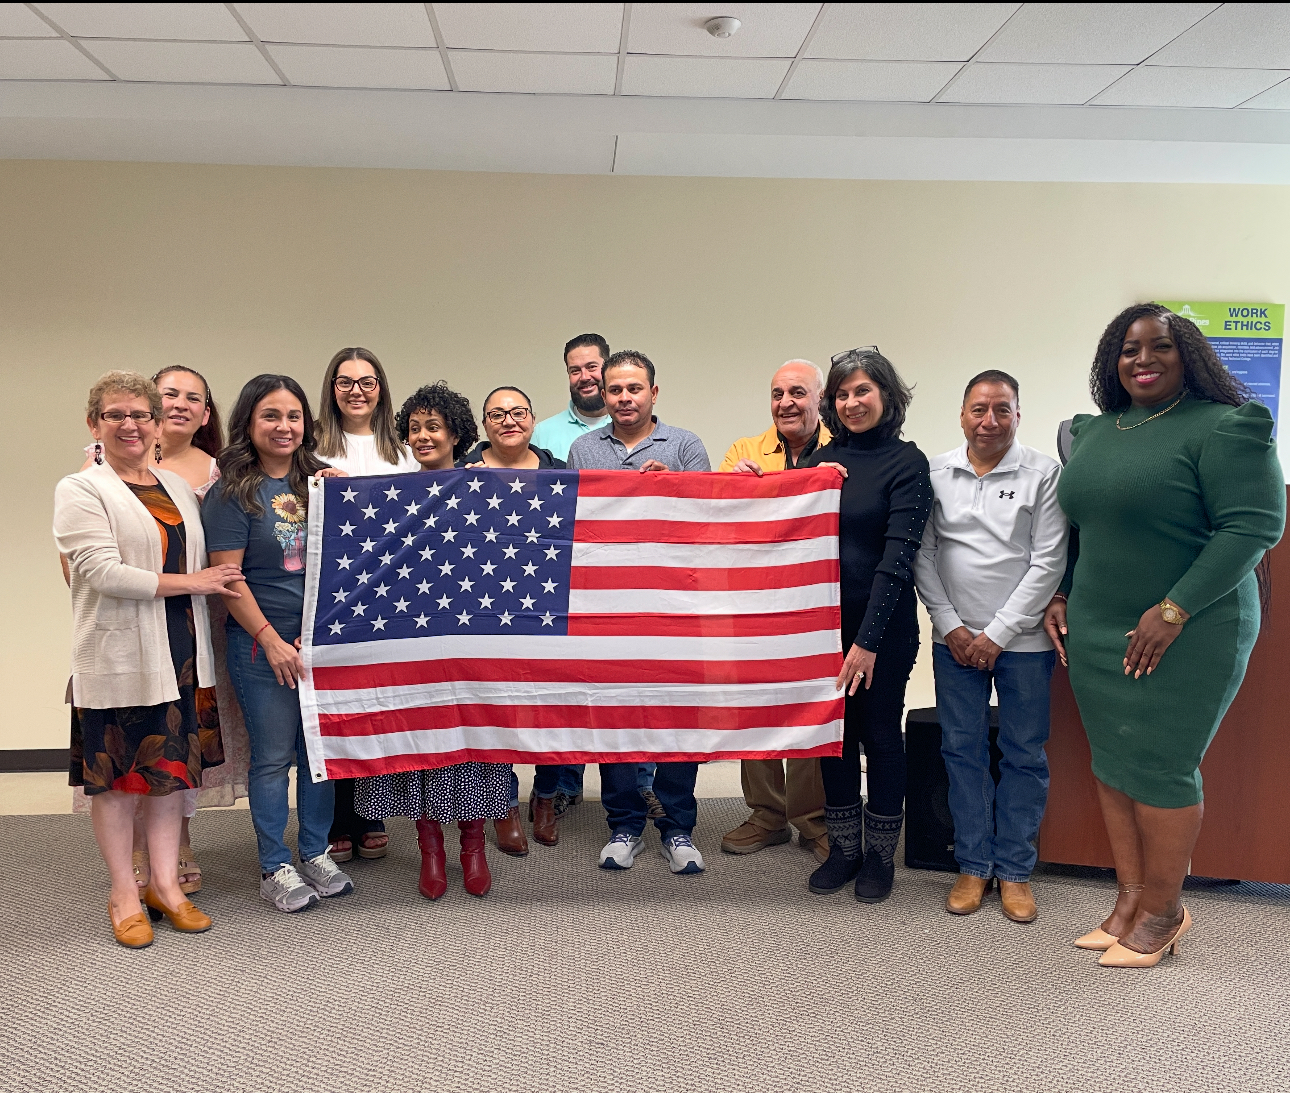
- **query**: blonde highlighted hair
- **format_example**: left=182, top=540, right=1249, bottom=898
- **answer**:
left=86, top=370, right=162, bottom=422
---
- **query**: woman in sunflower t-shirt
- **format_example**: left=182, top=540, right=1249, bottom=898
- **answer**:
left=202, top=375, right=356, bottom=914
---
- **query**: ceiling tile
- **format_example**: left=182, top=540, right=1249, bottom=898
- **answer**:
left=267, top=44, right=448, bottom=89
left=1093, top=65, right=1286, bottom=108
left=942, top=62, right=1133, bottom=105
left=807, top=3, right=1018, bottom=61
left=0, top=38, right=108, bottom=78
left=434, top=3, right=623, bottom=53
left=448, top=50, right=618, bottom=94
left=1149, top=4, right=1290, bottom=69
left=621, top=55, right=790, bottom=98
left=32, top=3, right=248, bottom=41
left=82, top=40, right=282, bottom=83
left=0, top=4, right=60, bottom=36
left=784, top=58, right=961, bottom=101
left=627, top=4, right=820, bottom=59
left=1239, top=77, right=1290, bottom=109
left=236, top=4, right=435, bottom=48
left=979, top=4, right=1218, bottom=65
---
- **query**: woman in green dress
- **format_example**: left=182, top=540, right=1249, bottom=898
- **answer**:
left=1045, top=303, right=1284, bottom=968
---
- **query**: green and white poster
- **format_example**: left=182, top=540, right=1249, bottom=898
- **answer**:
left=1158, top=300, right=1283, bottom=435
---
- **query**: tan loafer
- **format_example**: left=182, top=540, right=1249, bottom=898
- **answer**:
left=720, top=822, right=791, bottom=855
left=999, top=880, right=1038, bottom=923
left=946, top=874, right=990, bottom=915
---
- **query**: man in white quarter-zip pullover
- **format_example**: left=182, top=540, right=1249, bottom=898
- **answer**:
left=914, top=370, right=1067, bottom=924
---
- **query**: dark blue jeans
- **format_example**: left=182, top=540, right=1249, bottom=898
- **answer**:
left=226, top=626, right=335, bottom=873
left=600, top=762, right=697, bottom=839
left=933, top=642, right=1055, bottom=882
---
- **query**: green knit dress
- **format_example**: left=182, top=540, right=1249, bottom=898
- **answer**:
left=1058, top=399, right=1284, bottom=808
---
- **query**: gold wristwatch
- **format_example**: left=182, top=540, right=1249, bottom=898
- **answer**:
left=1159, top=599, right=1186, bottom=625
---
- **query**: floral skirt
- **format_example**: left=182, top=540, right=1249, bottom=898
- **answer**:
left=355, top=763, right=511, bottom=823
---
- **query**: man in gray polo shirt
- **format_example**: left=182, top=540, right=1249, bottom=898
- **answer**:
left=568, top=350, right=712, bottom=876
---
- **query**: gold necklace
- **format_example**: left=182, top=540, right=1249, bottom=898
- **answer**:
left=1116, top=392, right=1184, bottom=431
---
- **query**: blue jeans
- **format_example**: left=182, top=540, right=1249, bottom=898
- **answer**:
left=226, top=626, right=335, bottom=874
left=556, top=764, right=585, bottom=795
left=933, top=643, right=1055, bottom=882
left=601, top=762, right=697, bottom=839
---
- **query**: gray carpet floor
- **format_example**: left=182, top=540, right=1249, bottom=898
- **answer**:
left=3, top=800, right=1288, bottom=1093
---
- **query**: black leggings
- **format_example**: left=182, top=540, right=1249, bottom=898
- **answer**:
left=820, top=604, right=920, bottom=816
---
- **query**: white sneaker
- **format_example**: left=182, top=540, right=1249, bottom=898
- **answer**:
left=259, top=863, right=321, bottom=913
left=598, top=831, right=645, bottom=870
left=660, top=834, right=706, bottom=875
left=298, top=852, right=354, bottom=897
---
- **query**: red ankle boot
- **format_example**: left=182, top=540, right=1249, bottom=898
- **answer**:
left=415, top=818, right=447, bottom=900
left=458, top=820, right=492, bottom=897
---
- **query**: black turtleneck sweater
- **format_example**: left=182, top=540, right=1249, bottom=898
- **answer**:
left=808, top=427, right=932, bottom=652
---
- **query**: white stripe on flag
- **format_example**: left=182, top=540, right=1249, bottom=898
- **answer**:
left=574, top=490, right=839, bottom=523
left=566, top=584, right=837, bottom=615
left=315, top=678, right=840, bottom=716
left=308, top=630, right=842, bottom=667
left=570, top=538, right=838, bottom=568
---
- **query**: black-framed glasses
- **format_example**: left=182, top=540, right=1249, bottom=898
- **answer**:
left=335, top=376, right=379, bottom=393
left=99, top=410, right=157, bottom=424
left=485, top=407, right=531, bottom=424
left=831, top=346, right=880, bottom=368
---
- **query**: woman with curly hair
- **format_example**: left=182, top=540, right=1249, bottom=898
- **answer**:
left=202, top=375, right=354, bottom=913
left=353, top=383, right=508, bottom=899
left=1045, top=303, right=1284, bottom=967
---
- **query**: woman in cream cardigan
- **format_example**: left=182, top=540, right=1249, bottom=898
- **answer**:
left=54, top=371, right=243, bottom=949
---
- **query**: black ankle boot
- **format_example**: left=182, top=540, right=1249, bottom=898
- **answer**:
left=809, top=843, right=863, bottom=894
left=853, top=851, right=895, bottom=903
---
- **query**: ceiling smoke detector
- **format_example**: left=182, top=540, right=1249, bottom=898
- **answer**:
left=705, top=16, right=741, bottom=39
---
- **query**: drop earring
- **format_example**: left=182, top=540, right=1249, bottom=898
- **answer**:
left=155, top=441, right=163, bottom=464
left=93, top=442, right=104, bottom=465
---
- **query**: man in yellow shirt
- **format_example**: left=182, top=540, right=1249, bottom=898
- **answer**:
left=719, top=360, right=832, bottom=863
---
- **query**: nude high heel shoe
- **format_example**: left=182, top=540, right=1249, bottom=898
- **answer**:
left=1099, top=907, right=1191, bottom=968
left=1075, top=882, right=1141, bottom=950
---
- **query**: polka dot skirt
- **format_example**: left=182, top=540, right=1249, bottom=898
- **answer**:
left=355, top=762, right=512, bottom=823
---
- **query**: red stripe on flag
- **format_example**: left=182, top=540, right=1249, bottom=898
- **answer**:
left=314, top=652, right=841, bottom=691
left=573, top=512, right=837, bottom=544
left=568, top=558, right=838, bottom=591
left=566, top=606, right=838, bottom=637
left=324, top=741, right=844, bottom=778
left=318, top=699, right=844, bottom=736
left=575, top=468, right=842, bottom=499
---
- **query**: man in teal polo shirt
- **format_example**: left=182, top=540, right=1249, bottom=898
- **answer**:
left=532, top=333, right=611, bottom=461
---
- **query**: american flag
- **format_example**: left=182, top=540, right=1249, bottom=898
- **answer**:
left=299, top=468, right=844, bottom=782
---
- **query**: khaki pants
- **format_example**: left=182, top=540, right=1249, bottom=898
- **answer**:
left=740, top=758, right=827, bottom=841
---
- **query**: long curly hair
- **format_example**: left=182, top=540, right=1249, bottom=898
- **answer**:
left=218, top=374, right=327, bottom=518
left=152, top=365, right=224, bottom=457
left=394, top=382, right=478, bottom=459
left=1090, top=303, right=1250, bottom=412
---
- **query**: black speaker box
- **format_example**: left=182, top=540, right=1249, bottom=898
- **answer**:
left=903, top=706, right=1002, bottom=872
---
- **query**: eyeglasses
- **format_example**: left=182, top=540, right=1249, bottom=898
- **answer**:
left=99, top=411, right=157, bottom=424
left=334, top=376, right=379, bottom=393
left=485, top=407, right=531, bottom=424
left=831, top=346, right=880, bottom=368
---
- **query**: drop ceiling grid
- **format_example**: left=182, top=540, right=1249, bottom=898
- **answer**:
left=0, top=2, right=1285, bottom=110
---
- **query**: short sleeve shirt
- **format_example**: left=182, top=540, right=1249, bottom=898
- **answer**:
left=566, top=419, right=711, bottom=472
left=202, top=475, right=309, bottom=641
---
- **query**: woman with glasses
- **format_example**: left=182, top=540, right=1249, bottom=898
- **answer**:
left=316, top=347, right=418, bottom=864
left=461, top=386, right=567, bottom=853
left=55, top=371, right=241, bottom=946
left=806, top=348, right=933, bottom=904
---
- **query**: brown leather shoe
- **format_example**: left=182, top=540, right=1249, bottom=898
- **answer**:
left=721, top=821, right=791, bottom=854
left=142, top=887, right=212, bottom=933
left=109, top=899, right=153, bottom=949
left=531, top=795, right=559, bottom=846
left=1000, top=880, right=1038, bottom=923
left=946, top=874, right=990, bottom=915
left=494, top=806, right=529, bottom=857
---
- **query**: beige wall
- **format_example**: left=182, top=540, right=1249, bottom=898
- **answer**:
left=4, top=160, right=1288, bottom=751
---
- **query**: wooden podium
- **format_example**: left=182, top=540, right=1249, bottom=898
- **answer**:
left=1038, top=489, right=1290, bottom=884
